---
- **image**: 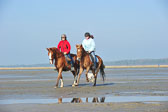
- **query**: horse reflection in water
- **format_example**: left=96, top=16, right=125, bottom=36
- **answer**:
left=58, top=97, right=105, bottom=104
left=71, top=98, right=83, bottom=103
left=91, top=97, right=105, bottom=103
left=58, top=98, right=62, bottom=104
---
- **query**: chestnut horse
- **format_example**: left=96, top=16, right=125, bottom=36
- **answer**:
left=46, top=47, right=79, bottom=88
left=75, top=44, right=105, bottom=86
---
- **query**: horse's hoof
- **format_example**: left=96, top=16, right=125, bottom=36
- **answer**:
left=93, top=84, right=96, bottom=87
left=75, top=83, right=78, bottom=86
left=54, top=86, right=58, bottom=89
left=72, top=83, right=78, bottom=87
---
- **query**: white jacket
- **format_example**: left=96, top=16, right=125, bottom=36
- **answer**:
left=82, top=38, right=96, bottom=52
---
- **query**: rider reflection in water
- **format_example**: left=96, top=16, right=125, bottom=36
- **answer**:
left=57, top=34, right=74, bottom=71
left=82, top=32, right=97, bottom=70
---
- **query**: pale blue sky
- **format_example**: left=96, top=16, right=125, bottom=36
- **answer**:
left=0, top=0, right=168, bottom=65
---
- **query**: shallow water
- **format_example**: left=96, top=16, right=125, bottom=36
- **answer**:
left=120, top=91, right=168, bottom=94
left=0, top=75, right=33, bottom=78
left=0, top=68, right=168, bottom=107
left=0, top=96, right=168, bottom=104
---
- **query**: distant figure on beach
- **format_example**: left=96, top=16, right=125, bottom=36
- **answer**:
left=82, top=32, right=96, bottom=70
left=57, top=34, right=74, bottom=71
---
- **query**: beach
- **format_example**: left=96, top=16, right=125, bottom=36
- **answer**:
left=0, top=68, right=168, bottom=112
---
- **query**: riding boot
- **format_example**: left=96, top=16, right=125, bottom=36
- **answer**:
left=94, top=57, right=97, bottom=69
left=70, top=60, right=75, bottom=71
left=90, top=52, right=96, bottom=70
left=67, top=53, right=75, bottom=71
left=64, top=54, right=71, bottom=61
left=71, top=65, right=75, bottom=71
left=92, top=66, right=96, bottom=70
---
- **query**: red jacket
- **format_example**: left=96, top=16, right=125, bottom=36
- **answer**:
left=57, top=40, right=71, bottom=54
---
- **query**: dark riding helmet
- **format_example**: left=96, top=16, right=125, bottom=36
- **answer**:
left=61, top=34, right=67, bottom=40
left=85, top=32, right=94, bottom=39
left=84, top=32, right=90, bottom=37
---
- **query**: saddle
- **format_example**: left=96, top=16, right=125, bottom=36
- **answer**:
left=63, top=54, right=73, bottom=71
left=89, top=53, right=97, bottom=64
left=66, top=56, right=71, bottom=61
left=64, top=55, right=71, bottom=63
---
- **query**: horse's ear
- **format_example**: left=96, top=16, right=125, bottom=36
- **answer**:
left=46, top=48, right=49, bottom=51
left=76, top=44, right=79, bottom=48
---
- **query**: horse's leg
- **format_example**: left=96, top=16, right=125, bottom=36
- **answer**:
left=71, top=62, right=79, bottom=86
left=72, top=71, right=78, bottom=87
left=93, top=58, right=103, bottom=86
left=58, top=98, right=62, bottom=104
left=55, top=68, right=63, bottom=88
left=95, top=62, right=101, bottom=76
left=79, top=98, right=83, bottom=103
left=76, top=67, right=84, bottom=86
left=85, top=67, right=90, bottom=82
left=60, top=74, right=64, bottom=88
left=92, top=69, right=97, bottom=86
left=86, top=98, right=88, bottom=103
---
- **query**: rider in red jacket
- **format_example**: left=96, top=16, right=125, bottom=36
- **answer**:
left=57, top=34, right=74, bottom=70
left=57, top=39, right=71, bottom=54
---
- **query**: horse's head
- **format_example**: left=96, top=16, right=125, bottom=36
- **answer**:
left=46, top=48, right=55, bottom=64
left=76, top=44, right=83, bottom=61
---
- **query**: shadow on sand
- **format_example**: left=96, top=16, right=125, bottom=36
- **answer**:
left=66, top=82, right=114, bottom=87
left=96, top=83, right=114, bottom=87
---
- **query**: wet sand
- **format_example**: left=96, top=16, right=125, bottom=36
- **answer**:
left=0, top=68, right=168, bottom=112
left=0, top=65, right=168, bottom=70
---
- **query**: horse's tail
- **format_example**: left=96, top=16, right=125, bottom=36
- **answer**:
left=100, top=61, right=105, bottom=82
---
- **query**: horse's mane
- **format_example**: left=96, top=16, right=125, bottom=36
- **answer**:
left=51, top=47, right=64, bottom=58
left=78, top=45, right=89, bottom=60
left=81, top=45, right=88, bottom=55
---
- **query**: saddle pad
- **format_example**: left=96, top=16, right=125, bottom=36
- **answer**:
left=89, top=54, right=98, bottom=63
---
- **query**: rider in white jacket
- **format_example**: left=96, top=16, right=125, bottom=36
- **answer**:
left=82, top=32, right=96, bottom=69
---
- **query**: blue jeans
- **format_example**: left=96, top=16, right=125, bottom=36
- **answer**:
left=90, top=51, right=97, bottom=68
left=66, top=53, right=74, bottom=67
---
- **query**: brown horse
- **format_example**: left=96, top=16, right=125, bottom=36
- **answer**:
left=75, top=44, right=105, bottom=86
left=46, top=47, right=79, bottom=88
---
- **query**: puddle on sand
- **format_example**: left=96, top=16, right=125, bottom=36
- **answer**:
left=0, top=75, right=33, bottom=79
left=120, top=91, right=168, bottom=94
left=0, top=79, right=55, bottom=82
left=0, top=96, right=168, bottom=105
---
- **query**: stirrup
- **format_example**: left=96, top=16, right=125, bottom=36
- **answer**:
left=71, top=66, right=75, bottom=71
left=92, top=66, right=96, bottom=70
left=66, top=57, right=71, bottom=61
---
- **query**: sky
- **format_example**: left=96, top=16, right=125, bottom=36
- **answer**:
left=0, top=0, right=168, bottom=65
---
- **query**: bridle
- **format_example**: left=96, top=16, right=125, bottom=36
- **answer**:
left=77, top=47, right=83, bottom=61
left=49, top=52, right=54, bottom=62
